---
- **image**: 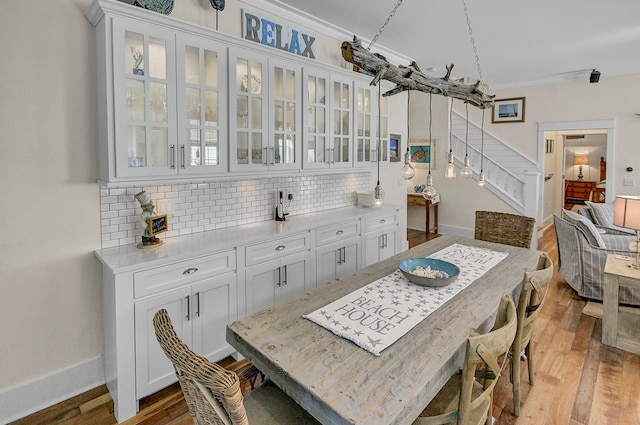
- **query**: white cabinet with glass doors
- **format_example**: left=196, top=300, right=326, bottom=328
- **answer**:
left=107, top=19, right=228, bottom=180
left=353, top=80, right=390, bottom=168
left=302, top=69, right=353, bottom=169
left=229, top=49, right=301, bottom=172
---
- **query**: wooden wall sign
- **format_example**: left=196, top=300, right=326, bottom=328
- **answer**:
left=148, top=214, right=168, bottom=237
left=242, top=10, right=316, bottom=59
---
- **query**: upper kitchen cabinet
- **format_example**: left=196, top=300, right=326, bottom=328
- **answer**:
left=353, top=80, right=390, bottom=168
left=302, top=69, right=353, bottom=170
left=88, top=3, right=228, bottom=183
left=229, top=49, right=301, bottom=173
left=176, top=34, right=228, bottom=175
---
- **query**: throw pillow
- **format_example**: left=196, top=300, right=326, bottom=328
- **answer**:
left=562, top=209, right=607, bottom=248
left=585, top=201, right=636, bottom=235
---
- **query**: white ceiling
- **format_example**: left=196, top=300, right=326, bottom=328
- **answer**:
left=262, top=0, right=640, bottom=89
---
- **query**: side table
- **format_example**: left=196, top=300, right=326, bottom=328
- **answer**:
left=602, top=254, right=640, bottom=354
left=407, top=193, right=438, bottom=235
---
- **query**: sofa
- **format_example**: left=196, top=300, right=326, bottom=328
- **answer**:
left=554, top=201, right=640, bottom=306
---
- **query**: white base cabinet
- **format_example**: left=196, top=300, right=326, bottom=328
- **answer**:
left=315, top=220, right=361, bottom=286
left=134, top=273, right=237, bottom=398
left=97, top=205, right=399, bottom=422
left=363, top=210, right=399, bottom=267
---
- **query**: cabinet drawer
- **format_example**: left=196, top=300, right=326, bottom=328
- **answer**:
left=245, top=233, right=310, bottom=267
left=316, top=221, right=360, bottom=246
left=364, top=211, right=398, bottom=233
left=134, top=250, right=236, bottom=298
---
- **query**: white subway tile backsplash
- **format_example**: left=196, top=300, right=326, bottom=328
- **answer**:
left=98, top=172, right=371, bottom=247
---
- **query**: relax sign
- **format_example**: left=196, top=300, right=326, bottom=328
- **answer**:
left=241, top=10, right=316, bottom=59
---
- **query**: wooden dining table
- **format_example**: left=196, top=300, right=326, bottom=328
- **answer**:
left=226, top=235, right=543, bottom=425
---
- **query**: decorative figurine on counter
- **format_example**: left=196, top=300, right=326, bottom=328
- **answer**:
left=135, top=191, right=167, bottom=248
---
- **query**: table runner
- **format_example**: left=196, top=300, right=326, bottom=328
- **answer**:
left=303, top=243, right=509, bottom=355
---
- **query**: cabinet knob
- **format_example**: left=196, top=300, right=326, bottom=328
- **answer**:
left=336, top=230, right=344, bottom=235
left=182, top=267, right=198, bottom=275
left=380, top=219, right=386, bottom=224
left=275, top=245, right=286, bottom=251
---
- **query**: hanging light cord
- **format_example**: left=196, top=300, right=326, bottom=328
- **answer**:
left=407, top=90, right=410, bottom=146
left=368, top=0, right=404, bottom=50
left=480, top=108, right=485, bottom=171
left=462, top=0, right=484, bottom=82
left=428, top=93, right=433, bottom=175
left=377, top=81, right=381, bottom=185
left=449, top=100, right=453, bottom=155
left=465, top=103, right=469, bottom=155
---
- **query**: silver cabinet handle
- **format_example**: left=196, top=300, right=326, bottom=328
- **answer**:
left=263, top=146, right=268, bottom=166
left=282, top=265, right=287, bottom=286
left=331, top=148, right=335, bottom=164
left=275, top=245, right=286, bottom=251
left=336, top=230, right=344, bottom=235
left=276, top=266, right=281, bottom=287
left=195, top=292, right=200, bottom=317
left=170, top=145, right=176, bottom=169
left=380, top=219, right=386, bottom=224
left=186, top=295, right=191, bottom=321
left=180, top=145, right=186, bottom=169
left=326, top=148, right=331, bottom=165
left=183, top=267, right=198, bottom=275
left=270, top=146, right=275, bottom=165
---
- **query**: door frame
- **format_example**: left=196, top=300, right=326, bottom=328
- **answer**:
left=537, top=119, right=615, bottom=224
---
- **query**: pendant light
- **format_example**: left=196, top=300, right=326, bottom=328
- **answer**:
left=460, top=103, right=473, bottom=178
left=445, top=99, right=457, bottom=179
left=423, top=93, right=438, bottom=200
left=400, top=91, right=416, bottom=180
left=478, top=108, right=486, bottom=186
left=374, top=81, right=384, bottom=206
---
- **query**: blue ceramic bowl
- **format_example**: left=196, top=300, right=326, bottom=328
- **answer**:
left=399, top=258, right=460, bottom=287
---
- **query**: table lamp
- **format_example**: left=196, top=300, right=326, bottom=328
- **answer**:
left=613, top=195, right=640, bottom=269
left=573, top=155, right=589, bottom=181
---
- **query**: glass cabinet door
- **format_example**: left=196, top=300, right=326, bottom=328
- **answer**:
left=229, top=49, right=268, bottom=172
left=113, top=19, right=177, bottom=178
left=176, top=35, right=227, bottom=175
left=302, top=69, right=330, bottom=169
left=270, top=59, right=301, bottom=170
left=354, top=83, right=374, bottom=167
left=331, top=77, right=353, bottom=168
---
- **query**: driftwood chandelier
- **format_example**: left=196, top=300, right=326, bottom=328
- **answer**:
left=340, top=0, right=494, bottom=109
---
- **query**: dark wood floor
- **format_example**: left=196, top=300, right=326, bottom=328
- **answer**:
left=11, top=227, right=640, bottom=425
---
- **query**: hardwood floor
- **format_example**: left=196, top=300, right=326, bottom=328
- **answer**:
left=11, top=227, right=640, bottom=425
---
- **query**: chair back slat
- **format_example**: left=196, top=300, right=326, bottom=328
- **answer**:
left=474, top=211, right=536, bottom=249
left=153, top=309, right=250, bottom=425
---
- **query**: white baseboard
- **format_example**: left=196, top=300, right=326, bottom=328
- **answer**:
left=0, top=356, right=104, bottom=424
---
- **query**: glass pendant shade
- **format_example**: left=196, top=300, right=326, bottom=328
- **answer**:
left=478, top=171, right=486, bottom=186
left=374, top=182, right=384, bottom=206
left=422, top=174, right=437, bottom=200
left=445, top=151, right=457, bottom=179
left=400, top=149, right=416, bottom=180
left=460, top=155, right=473, bottom=178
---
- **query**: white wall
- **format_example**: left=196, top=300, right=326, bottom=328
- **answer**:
left=0, top=1, right=407, bottom=421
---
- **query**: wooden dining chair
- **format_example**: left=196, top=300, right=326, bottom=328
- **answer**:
left=153, top=309, right=320, bottom=425
left=511, top=252, right=554, bottom=416
left=413, top=295, right=517, bottom=425
left=474, top=211, right=536, bottom=249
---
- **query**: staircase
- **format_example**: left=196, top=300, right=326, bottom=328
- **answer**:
left=450, top=110, right=540, bottom=217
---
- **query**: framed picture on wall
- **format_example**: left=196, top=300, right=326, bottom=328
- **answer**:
left=389, top=133, right=401, bottom=162
left=492, top=97, right=526, bottom=123
left=408, top=139, right=435, bottom=168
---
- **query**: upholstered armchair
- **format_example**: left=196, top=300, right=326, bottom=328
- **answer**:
left=554, top=213, right=640, bottom=306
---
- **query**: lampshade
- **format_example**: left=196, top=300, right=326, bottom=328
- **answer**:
left=613, top=195, right=640, bottom=230
left=573, top=155, right=589, bottom=166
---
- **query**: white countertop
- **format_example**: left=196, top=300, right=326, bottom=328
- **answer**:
left=95, top=204, right=400, bottom=273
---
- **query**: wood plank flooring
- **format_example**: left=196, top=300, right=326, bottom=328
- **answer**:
left=11, top=227, right=640, bottom=425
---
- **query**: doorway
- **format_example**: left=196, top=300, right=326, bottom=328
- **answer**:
left=537, top=119, right=615, bottom=228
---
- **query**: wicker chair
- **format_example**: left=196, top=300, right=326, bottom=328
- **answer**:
left=511, top=252, right=553, bottom=416
left=474, top=211, right=536, bottom=249
left=413, top=295, right=517, bottom=425
left=153, top=309, right=320, bottom=425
